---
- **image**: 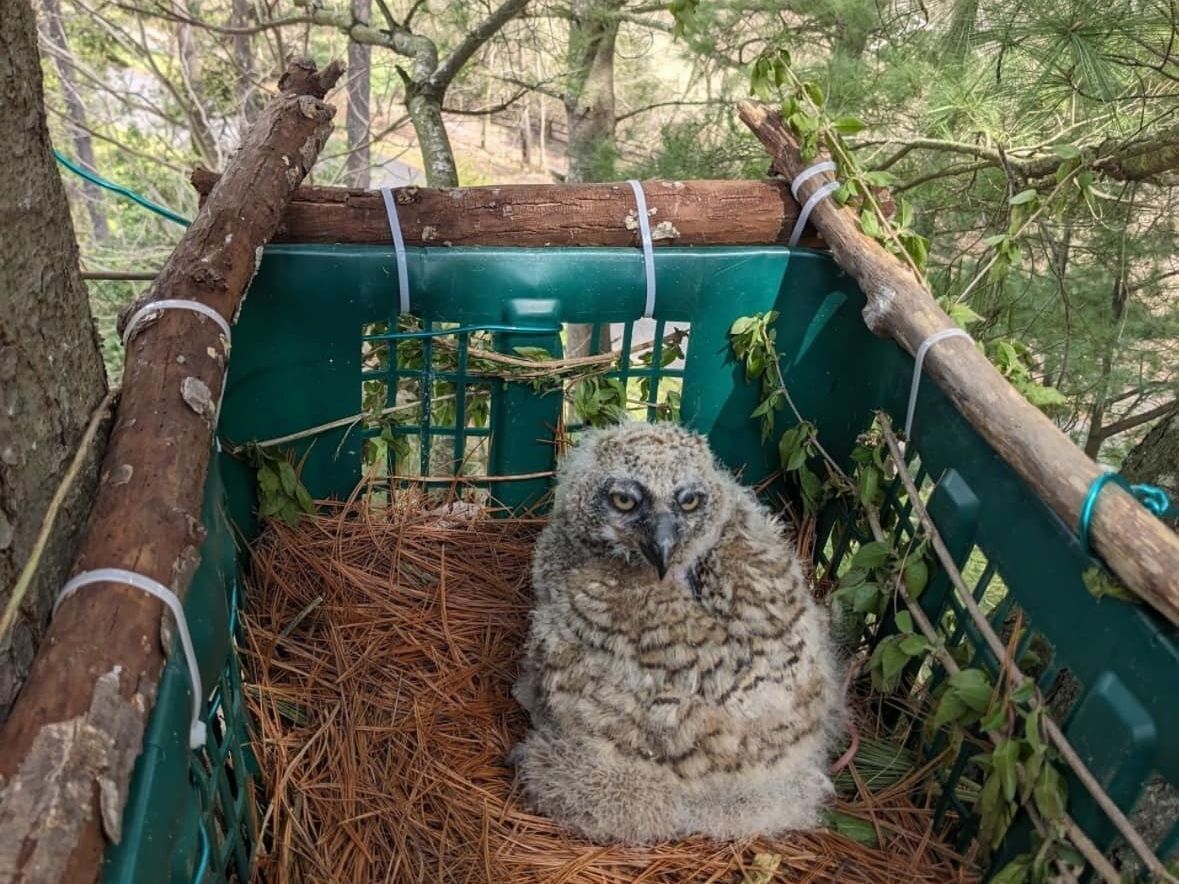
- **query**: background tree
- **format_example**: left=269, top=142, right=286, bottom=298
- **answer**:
left=0, top=0, right=109, bottom=717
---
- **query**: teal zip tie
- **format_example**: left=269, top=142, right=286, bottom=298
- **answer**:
left=1079, top=471, right=1178, bottom=555
left=53, top=149, right=191, bottom=227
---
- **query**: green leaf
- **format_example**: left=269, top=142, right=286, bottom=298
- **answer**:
left=258, top=492, right=285, bottom=518
left=1011, top=681, right=1035, bottom=705
left=729, top=316, right=756, bottom=336
left=512, top=346, right=552, bottom=361
left=903, top=559, right=929, bottom=597
left=881, top=638, right=909, bottom=688
left=294, top=482, right=315, bottom=514
left=894, top=610, right=913, bottom=634
left=1081, top=566, right=1136, bottom=603
left=990, top=854, right=1031, bottom=884
left=798, top=465, right=822, bottom=511
left=1051, top=143, right=1081, bottom=160
left=258, top=463, right=280, bottom=494
left=851, top=540, right=892, bottom=570
left=992, top=738, right=1020, bottom=802
left=1033, top=763, right=1067, bottom=822
left=1025, top=706, right=1044, bottom=754
left=279, top=500, right=302, bottom=528
left=824, top=810, right=878, bottom=846
left=852, top=582, right=881, bottom=614
left=861, top=170, right=895, bottom=188
left=832, top=116, right=866, bottom=135
left=858, top=465, right=881, bottom=508
left=949, top=302, right=982, bottom=328
left=278, top=460, right=297, bottom=496
left=786, top=444, right=809, bottom=472
left=933, top=689, right=968, bottom=728
left=802, top=80, right=825, bottom=106
left=1009, top=189, right=1039, bottom=206
left=948, top=668, right=993, bottom=712
left=899, top=634, right=929, bottom=656
left=980, top=703, right=1008, bottom=733
left=839, top=568, right=869, bottom=588
left=859, top=207, right=882, bottom=238
left=982, top=233, right=1010, bottom=248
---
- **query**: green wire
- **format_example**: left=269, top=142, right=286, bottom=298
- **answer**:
left=53, top=149, right=191, bottom=227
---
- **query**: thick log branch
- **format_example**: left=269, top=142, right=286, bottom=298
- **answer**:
left=0, top=58, right=341, bottom=884
left=190, top=171, right=825, bottom=248
left=738, top=99, right=1179, bottom=627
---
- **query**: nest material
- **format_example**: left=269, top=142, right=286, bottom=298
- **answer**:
left=242, top=492, right=978, bottom=883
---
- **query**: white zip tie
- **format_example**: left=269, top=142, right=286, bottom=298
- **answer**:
left=381, top=187, right=411, bottom=315
left=626, top=180, right=657, bottom=318
left=122, top=299, right=232, bottom=423
left=122, top=299, right=232, bottom=351
left=55, top=568, right=208, bottom=749
left=903, top=328, right=973, bottom=440
left=788, top=160, right=841, bottom=248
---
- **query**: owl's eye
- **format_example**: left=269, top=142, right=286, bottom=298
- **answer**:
left=678, top=491, right=701, bottom=512
left=610, top=491, right=637, bottom=512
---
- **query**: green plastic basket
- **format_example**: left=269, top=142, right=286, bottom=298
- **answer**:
left=101, top=244, right=1179, bottom=883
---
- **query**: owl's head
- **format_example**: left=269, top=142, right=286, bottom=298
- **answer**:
left=552, top=421, right=736, bottom=578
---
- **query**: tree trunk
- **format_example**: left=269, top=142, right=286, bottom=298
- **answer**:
left=1122, top=412, right=1178, bottom=501
left=345, top=0, right=372, bottom=188
left=407, top=85, right=459, bottom=186
left=1084, top=269, right=1129, bottom=459
left=39, top=0, right=110, bottom=243
left=174, top=1, right=220, bottom=167
left=230, top=0, right=263, bottom=141
left=565, top=0, right=619, bottom=356
left=0, top=0, right=109, bottom=720
left=564, top=0, right=618, bottom=185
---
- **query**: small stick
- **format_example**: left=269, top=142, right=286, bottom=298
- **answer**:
left=877, top=412, right=1172, bottom=883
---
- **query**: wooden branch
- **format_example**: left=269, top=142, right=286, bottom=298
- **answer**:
left=0, top=58, right=341, bottom=883
left=1090, top=398, right=1179, bottom=445
left=190, top=172, right=825, bottom=248
left=738, top=99, right=1179, bottom=627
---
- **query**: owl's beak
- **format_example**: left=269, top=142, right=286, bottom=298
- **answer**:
left=640, top=511, right=678, bottom=580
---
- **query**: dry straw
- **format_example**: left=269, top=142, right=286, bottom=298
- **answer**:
left=242, top=490, right=978, bottom=883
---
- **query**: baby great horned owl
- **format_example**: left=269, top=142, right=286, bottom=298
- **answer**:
left=511, top=421, right=843, bottom=844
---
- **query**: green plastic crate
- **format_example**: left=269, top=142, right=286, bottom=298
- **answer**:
left=101, top=244, right=1179, bottom=883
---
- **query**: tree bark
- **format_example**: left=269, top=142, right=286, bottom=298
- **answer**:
left=0, top=57, right=341, bottom=884
left=565, top=0, right=620, bottom=356
left=230, top=0, right=263, bottom=141
left=174, top=0, right=220, bottom=167
left=564, top=0, right=619, bottom=185
left=1122, top=412, right=1179, bottom=501
left=0, top=0, right=109, bottom=722
left=190, top=170, right=826, bottom=248
left=738, top=99, right=1179, bottom=627
left=1083, top=265, right=1129, bottom=459
left=345, top=0, right=371, bottom=188
left=38, top=0, right=110, bottom=243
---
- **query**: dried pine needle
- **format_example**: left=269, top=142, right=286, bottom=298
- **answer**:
left=241, top=491, right=978, bottom=883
